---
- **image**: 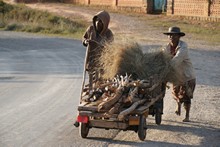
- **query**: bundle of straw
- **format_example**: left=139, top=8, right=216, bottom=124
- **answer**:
left=98, top=41, right=173, bottom=83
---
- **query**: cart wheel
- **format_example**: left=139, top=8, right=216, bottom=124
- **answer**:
left=138, top=115, right=147, bottom=141
left=80, top=123, right=89, bottom=138
left=155, top=108, right=162, bottom=125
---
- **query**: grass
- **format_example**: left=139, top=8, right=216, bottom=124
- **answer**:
left=0, top=1, right=87, bottom=39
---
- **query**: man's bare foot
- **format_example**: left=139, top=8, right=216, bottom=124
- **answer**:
left=183, top=117, right=190, bottom=122
left=175, top=110, right=181, bottom=115
left=175, top=106, right=181, bottom=116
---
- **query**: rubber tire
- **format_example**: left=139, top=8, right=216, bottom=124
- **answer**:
left=80, top=123, right=89, bottom=138
left=138, top=115, right=147, bottom=141
left=155, top=109, right=162, bottom=125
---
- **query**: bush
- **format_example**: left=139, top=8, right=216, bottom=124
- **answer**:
left=6, top=23, right=22, bottom=30
left=1, top=1, right=87, bottom=38
left=0, top=1, right=13, bottom=14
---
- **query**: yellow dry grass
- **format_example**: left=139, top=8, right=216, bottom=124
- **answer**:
left=99, top=41, right=173, bottom=82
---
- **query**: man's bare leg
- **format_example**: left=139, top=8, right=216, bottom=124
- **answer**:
left=175, top=101, right=181, bottom=116
left=183, top=103, right=190, bottom=122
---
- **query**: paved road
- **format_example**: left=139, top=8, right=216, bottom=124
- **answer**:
left=0, top=31, right=119, bottom=147
left=0, top=30, right=219, bottom=146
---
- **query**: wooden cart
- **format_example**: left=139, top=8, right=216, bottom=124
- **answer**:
left=76, top=74, right=166, bottom=141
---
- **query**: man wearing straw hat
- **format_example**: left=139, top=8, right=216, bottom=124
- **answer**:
left=163, top=26, right=196, bottom=122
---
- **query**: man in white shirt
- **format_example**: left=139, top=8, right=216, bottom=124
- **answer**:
left=163, top=27, right=196, bottom=122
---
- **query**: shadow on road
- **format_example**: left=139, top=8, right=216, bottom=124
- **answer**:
left=84, top=118, right=220, bottom=147
left=86, top=136, right=192, bottom=147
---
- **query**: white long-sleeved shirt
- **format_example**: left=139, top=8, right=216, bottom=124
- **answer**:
left=163, top=40, right=196, bottom=84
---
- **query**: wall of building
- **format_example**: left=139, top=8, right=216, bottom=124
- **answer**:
left=14, top=0, right=58, bottom=3
left=210, top=0, right=220, bottom=17
left=62, top=0, right=149, bottom=13
left=167, top=0, right=220, bottom=20
left=89, top=0, right=113, bottom=6
left=117, top=0, right=146, bottom=7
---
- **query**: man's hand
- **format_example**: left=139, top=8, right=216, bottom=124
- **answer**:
left=85, top=63, right=90, bottom=71
left=83, top=39, right=90, bottom=46
left=83, top=39, right=104, bottom=48
left=83, top=39, right=92, bottom=47
left=84, top=39, right=96, bottom=46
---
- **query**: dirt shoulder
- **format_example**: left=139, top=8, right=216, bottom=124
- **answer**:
left=24, top=2, right=220, bottom=146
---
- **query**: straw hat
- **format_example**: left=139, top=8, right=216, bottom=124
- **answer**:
left=163, top=27, right=185, bottom=36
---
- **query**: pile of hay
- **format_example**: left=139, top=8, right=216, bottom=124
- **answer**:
left=98, top=41, right=174, bottom=83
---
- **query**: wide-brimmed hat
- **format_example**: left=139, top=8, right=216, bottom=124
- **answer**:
left=163, top=27, right=185, bottom=36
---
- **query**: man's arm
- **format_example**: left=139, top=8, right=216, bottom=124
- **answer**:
left=171, top=43, right=188, bottom=68
left=82, top=26, right=92, bottom=47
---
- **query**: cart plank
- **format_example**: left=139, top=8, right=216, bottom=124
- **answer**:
left=89, top=119, right=128, bottom=129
